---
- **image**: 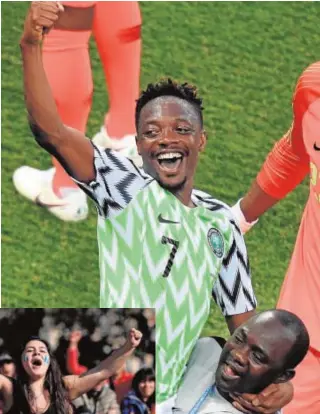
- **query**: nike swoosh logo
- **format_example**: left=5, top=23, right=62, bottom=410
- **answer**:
left=314, top=142, right=320, bottom=151
left=158, top=214, right=180, bottom=224
left=35, top=194, right=67, bottom=208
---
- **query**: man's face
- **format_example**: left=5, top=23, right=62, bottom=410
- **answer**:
left=0, top=361, right=15, bottom=377
left=215, top=314, right=295, bottom=394
left=136, top=96, right=206, bottom=191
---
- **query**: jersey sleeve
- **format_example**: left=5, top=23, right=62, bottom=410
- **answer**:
left=212, top=217, right=257, bottom=316
left=74, top=143, right=150, bottom=218
left=256, top=63, right=320, bottom=199
left=256, top=126, right=309, bottom=199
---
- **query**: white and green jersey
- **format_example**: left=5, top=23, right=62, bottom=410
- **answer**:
left=78, top=144, right=256, bottom=403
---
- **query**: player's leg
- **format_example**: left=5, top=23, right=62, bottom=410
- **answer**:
left=282, top=347, right=320, bottom=413
left=13, top=5, right=94, bottom=221
left=92, top=1, right=142, bottom=167
left=46, top=28, right=93, bottom=197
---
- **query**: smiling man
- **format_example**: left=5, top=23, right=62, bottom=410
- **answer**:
left=174, top=310, right=309, bottom=414
left=19, top=2, right=295, bottom=413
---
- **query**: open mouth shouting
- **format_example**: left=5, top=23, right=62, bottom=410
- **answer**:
left=31, top=356, right=43, bottom=368
left=155, top=151, right=185, bottom=173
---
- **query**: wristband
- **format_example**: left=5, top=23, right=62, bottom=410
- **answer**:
left=231, top=199, right=259, bottom=234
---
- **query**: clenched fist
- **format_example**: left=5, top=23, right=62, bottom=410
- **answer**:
left=69, top=330, right=83, bottom=345
left=21, top=1, right=64, bottom=45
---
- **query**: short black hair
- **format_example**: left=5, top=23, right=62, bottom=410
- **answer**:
left=271, top=310, right=309, bottom=369
left=135, top=78, right=204, bottom=130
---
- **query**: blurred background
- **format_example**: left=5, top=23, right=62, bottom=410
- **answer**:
left=1, top=2, right=319, bottom=339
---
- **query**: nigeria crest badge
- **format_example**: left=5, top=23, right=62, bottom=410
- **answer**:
left=207, top=228, right=224, bottom=258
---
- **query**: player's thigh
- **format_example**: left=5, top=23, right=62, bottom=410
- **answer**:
left=283, top=347, right=320, bottom=414
left=54, top=2, right=96, bottom=31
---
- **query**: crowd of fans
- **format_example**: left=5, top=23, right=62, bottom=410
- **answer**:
left=0, top=309, right=156, bottom=413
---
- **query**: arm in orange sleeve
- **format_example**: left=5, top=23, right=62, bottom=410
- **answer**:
left=238, top=124, right=310, bottom=223
left=66, top=346, right=88, bottom=375
left=256, top=124, right=310, bottom=200
left=235, top=62, right=319, bottom=227
left=255, top=62, right=320, bottom=200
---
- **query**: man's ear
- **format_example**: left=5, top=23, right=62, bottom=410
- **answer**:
left=273, top=369, right=295, bottom=384
left=199, top=130, right=207, bottom=152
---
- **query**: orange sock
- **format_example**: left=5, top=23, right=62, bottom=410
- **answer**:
left=42, top=29, right=93, bottom=197
left=93, top=1, right=142, bottom=139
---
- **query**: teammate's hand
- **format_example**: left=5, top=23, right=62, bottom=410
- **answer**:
left=230, top=382, right=293, bottom=414
left=125, top=328, right=143, bottom=350
left=69, top=330, right=82, bottom=345
left=21, top=1, right=64, bottom=45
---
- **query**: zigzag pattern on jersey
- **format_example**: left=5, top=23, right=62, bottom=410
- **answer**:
left=81, top=147, right=256, bottom=402
left=97, top=183, right=256, bottom=402
left=212, top=221, right=256, bottom=313
left=193, top=191, right=257, bottom=315
left=97, top=184, right=209, bottom=396
left=76, top=145, right=152, bottom=218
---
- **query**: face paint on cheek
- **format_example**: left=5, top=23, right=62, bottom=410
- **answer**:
left=23, top=354, right=28, bottom=363
left=43, top=355, right=50, bottom=365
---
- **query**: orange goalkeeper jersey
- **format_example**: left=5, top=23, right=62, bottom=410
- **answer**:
left=257, top=62, right=320, bottom=351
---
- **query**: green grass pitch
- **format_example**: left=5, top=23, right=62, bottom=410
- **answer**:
left=1, top=2, right=319, bottom=337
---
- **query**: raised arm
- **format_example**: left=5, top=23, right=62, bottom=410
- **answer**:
left=239, top=125, right=309, bottom=224
left=0, top=374, right=14, bottom=413
left=20, top=1, right=95, bottom=183
left=63, top=328, right=142, bottom=401
left=66, top=331, right=87, bottom=375
left=232, top=65, right=315, bottom=233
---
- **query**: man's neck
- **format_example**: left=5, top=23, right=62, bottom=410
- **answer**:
left=168, top=181, right=195, bottom=208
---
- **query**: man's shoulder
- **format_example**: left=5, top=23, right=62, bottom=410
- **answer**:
left=174, top=338, right=225, bottom=413
left=93, top=144, right=151, bottom=179
left=190, top=337, right=225, bottom=362
left=192, top=189, right=231, bottom=214
left=192, top=189, right=242, bottom=237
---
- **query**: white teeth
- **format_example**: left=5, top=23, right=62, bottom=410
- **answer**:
left=157, top=152, right=183, bottom=160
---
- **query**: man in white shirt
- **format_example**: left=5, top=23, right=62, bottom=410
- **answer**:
left=174, top=309, right=309, bottom=413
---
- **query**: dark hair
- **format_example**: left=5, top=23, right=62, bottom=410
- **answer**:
left=132, top=368, right=155, bottom=408
left=273, top=310, right=310, bottom=369
left=15, top=336, right=72, bottom=414
left=135, top=78, right=204, bottom=130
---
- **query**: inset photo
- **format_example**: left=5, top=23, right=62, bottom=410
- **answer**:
left=0, top=308, right=155, bottom=414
